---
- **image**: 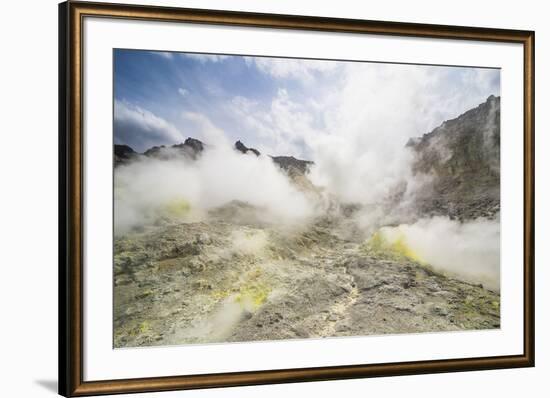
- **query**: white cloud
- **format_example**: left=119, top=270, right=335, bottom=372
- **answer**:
left=155, top=52, right=174, bottom=60
left=178, top=87, right=188, bottom=97
left=117, top=57, right=500, bottom=209
left=223, top=62, right=500, bottom=208
left=245, top=56, right=339, bottom=82
left=114, top=144, right=317, bottom=235
left=182, top=53, right=229, bottom=63
left=309, top=63, right=499, bottom=205
left=231, top=96, right=258, bottom=112
left=181, top=111, right=230, bottom=147
left=226, top=88, right=320, bottom=157
left=115, top=55, right=501, bottom=290
left=114, top=100, right=184, bottom=152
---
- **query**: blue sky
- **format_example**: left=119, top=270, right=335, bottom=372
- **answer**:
left=114, top=49, right=500, bottom=157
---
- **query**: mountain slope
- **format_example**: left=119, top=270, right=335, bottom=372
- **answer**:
left=407, top=95, right=500, bottom=220
left=113, top=97, right=501, bottom=347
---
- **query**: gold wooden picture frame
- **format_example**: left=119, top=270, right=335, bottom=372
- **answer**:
left=59, top=1, right=534, bottom=396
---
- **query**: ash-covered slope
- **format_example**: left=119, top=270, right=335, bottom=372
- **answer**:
left=407, top=95, right=500, bottom=220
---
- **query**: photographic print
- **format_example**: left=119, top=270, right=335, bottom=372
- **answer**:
left=113, top=49, right=501, bottom=348
left=60, top=3, right=534, bottom=395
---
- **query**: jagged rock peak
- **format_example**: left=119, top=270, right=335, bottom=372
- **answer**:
left=114, top=144, right=139, bottom=166
left=116, top=137, right=316, bottom=175
left=271, top=155, right=314, bottom=174
left=181, top=137, right=204, bottom=153
left=143, top=145, right=166, bottom=157
left=143, top=137, right=205, bottom=160
left=235, top=140, right=260, bottom=156
left=115, top=144, right=136, bottom=158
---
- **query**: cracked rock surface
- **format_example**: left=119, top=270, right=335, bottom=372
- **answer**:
left=114, top=215, right=499, bottom=348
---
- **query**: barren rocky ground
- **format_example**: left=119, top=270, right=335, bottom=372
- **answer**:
left=113, top=96, right=501, bottom=348
left=114, top=211, right=499, bottom=347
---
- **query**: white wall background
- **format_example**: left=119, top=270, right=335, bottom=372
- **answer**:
left=0, top=0, right=546, bottom=397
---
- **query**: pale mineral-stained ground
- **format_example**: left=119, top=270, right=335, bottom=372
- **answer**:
left=113, top=96, right=501, bottom=348
left=114, top=208, right=499, bottom=348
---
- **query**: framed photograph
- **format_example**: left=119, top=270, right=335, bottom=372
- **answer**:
left=59, top=1, right=534, bottom=396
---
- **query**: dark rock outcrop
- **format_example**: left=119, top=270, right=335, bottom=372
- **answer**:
left=115, top=138, right=315, bottom=178
left=180, top=137, right=204, bottom=155
left=407, top=95, right=500, bottom=220
left=114, top=144, right=139, bottom=166
left=233, top=140, right=314, bottom=175
left=144, top=138, right=205, bottom=160
left=143, top=145, right=167, bottom=159
left=235, top=140, right=260, bottom=156
left=271, top=156, right=314, bottom=174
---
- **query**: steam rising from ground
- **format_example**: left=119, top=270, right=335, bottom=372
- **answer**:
left=115, top=144, right=500, bottom=290
left=284, top=64, right=499, bottom=206
left=114, top=145, right=317, bottom=235
left=375, top=217, right=500, bottom=291
left=114, top=57, right=501, bottom=290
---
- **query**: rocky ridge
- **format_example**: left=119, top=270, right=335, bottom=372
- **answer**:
left=115, top=138, right=314, bottom=177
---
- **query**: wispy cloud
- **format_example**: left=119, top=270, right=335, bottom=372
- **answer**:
left=218, top=61, right=500, bottom=205
left=114, top=49, right=500, bottom=179
left=181, top=53, right=229, bottom=63
left=244, top=56, right=339, bottom=82
left=114, top=100, right=184, bottom=152
left=181, top=111, right=230, bottom=146
left=155, top=51, right=174, bottom=60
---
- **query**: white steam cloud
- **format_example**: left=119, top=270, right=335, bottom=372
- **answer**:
left=222, top=62, right=500, bottom=207
left=115, top=57, right=501, bottom=289
left=377, top=217, right=500, bottom=291
left=114, top=145, right=317, bottom=235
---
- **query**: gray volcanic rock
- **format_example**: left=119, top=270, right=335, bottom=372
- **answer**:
left=233, top=140, right=314, bottom=175
left=114, top=144, right=139, bottom=166
left=113, top=216, right=499, bottom=347
left=142, top=145, right=168, bottom=159
left=271, top=155, right=314, bottom=174
left=235, top=140, right=260, bottom=156
left=179, top=137, right=204, bottom=156
left=124, top=137, right=316, bottom=180
left=144, top=138, right=205, bottom=160
left=407, top=95, right=500, bottom=220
